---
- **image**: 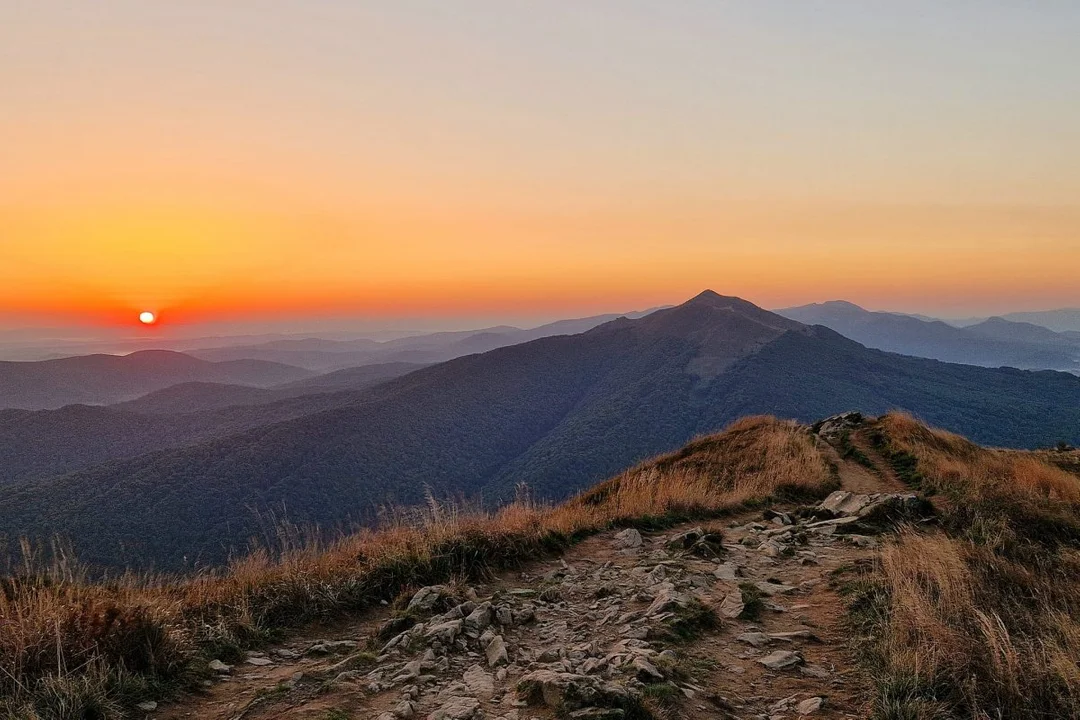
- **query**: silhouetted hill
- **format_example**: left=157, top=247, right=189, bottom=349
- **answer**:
left=3, top=291, right=1080, bottom=570
left=778, top=301, right=1080, bottom=371
left=0, top=350, right=314, bottom=410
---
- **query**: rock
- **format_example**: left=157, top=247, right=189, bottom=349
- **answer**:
left=463, top=603, right=493, bottom=637
left=568, top=710, right=626, bottom=719
left=379, top=615, right=417, bottom=640
left=208, top=659, right=232, bottom=674
left=409, top=585, right=449, bottom=613
left=799, top=663, right=830, bottom=679
left=425, top=619, right=464, bottom=645
left=666, top=527, right=724, bottom=558
left=736, top=632, right=770, bottom=648
left=754, top=580, right=796, bottom=596
left=798, top=696, right=824, bottom=714
left=392, top=700, right=417, bottom=719
left=770, top=696, right=798, bottom=714
left=813, top=411, right=864, bottom=439
left=517, top=669, right=630, bottom=711
left=713, top=563, right=739, bottom=581
left=768, top=630, right=817, bottom=643
left=393, top=659, right=424, bottom=682
left=757, top=650, right=803, bottom=670
left=305, top=639, right=357, bottom=656
left=495, top=606, right=514, bottom=626
left=245, top=656, right=273, bottom=666
left=612, top=528, right=643, bottom=549
left=463, top=663, right=496, bottom=699
left=631, top=656, right=664, bottom=682
left=486, top=634, right=509, bottom=667
left=718, top=592, right=745, bottom=618
left=644, top=585, right=688, bottom=616
left=427, top=696, right=480, bottom=720
left=764, top=509, right=793, bottom=526
left=136, top=701, right=157, bottom=712
left=479, top=628, right=496, bottom=649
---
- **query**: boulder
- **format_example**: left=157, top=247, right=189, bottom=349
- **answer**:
left=612, top=528, right=643, bottom=549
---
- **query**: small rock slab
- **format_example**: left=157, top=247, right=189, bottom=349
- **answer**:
left=719, top=592, right=745, bottom=618
left=462, top=664, right=495, bottom=699
left=757, top=650, right=803, bottom=670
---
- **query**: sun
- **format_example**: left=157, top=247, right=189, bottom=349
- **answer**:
left=139, top=311, right=157, bottom=325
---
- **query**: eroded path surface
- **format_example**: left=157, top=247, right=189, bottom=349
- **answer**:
left=158, top=458, right=913, bottom=720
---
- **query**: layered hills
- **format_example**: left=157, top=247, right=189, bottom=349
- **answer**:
left=2, top=291, right=1080, bottom=570
left=778, top=300, right=1080, bottom=371
left=0, top=350, right=315, bottom=410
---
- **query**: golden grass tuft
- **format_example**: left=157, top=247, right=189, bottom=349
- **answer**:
left=849, top=413, right=1080, bottom=719
left=0, top=416, right=830, bottom=719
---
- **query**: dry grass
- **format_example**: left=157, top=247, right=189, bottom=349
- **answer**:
left=0, top=416, right=829, bottom=719
left=848, top=412, right=1080, bottom=719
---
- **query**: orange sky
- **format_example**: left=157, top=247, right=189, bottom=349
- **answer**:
left=3, top=2, right=1079, bottom=328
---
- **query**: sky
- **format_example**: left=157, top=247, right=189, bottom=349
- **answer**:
left=3, top=1, right=1080, bottom=334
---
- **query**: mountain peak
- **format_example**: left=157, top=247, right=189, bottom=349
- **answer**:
left=684, top=289, right=744, bottom=307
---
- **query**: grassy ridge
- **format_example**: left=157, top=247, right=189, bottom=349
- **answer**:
left=845, top=413, right=1080, bottom=719
left=0, top=417, right=830, bottom=720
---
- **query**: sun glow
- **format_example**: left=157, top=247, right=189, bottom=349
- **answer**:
left=138, top=311, right=157, bottom=325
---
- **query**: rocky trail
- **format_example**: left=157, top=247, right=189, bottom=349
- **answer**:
left=156, top=430, right=919, bottom=720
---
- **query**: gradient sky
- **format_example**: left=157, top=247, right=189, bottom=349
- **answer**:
left=3, top=1, right=1080, bottom=330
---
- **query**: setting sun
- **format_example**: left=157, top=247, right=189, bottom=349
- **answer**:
left=138, top=311, right=157, bottom=325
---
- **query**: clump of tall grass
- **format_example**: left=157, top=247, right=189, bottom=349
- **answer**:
left=0, top=416, right=830, bottom=719
left=847, top=413, right=1080, bottom=719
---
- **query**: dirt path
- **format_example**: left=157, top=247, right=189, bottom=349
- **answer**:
left=157, top=455, right=911, bottom=720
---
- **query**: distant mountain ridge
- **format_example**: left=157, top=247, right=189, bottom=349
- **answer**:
left=188, top=310, right=660, bottom=371
left=0, top=350, right=315, bottom=410
left=778, top=300, right=1080, bottom=372
left=3, top=290, right=1080, bottom=570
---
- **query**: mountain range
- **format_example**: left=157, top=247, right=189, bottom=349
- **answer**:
left=187, top=310, right=659, bottom=371
left=2, top=290, right=1080, bottom=571
left=778, top=300, right=1080, bottom=372
left=0, top=350, right=316, bottom=410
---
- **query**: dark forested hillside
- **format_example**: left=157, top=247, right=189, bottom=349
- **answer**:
left=2, top=291, right=1080, bottom=570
